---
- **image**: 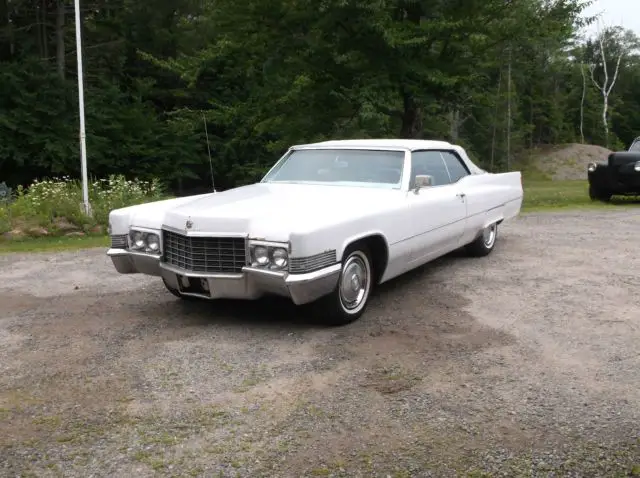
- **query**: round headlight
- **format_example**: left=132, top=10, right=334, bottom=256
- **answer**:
left=132, top=231, right=145, bottom=249
left=587, top=162, right=597, bottom=172
left=147, top=233, right=160, bottom=253
left=272, top=248, right=288, bottom=268
left=253, top=246, right=269, bottom=265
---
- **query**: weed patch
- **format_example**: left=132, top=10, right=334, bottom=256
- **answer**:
left=0, top=175, right=167, bottom=241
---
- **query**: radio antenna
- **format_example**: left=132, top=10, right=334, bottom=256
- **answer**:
left=202, top=112, right=216, bottom=193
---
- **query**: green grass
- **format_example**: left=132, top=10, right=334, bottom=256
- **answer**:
left=522, top=180, right=591, bottom=210
left=522, top=179, right=639, bottom=211
left=0, top=234, right=109, bottom=254
left=0, top=179, right=637, bottom=255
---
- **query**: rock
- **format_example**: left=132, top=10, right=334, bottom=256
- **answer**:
left=53, top=217, right=79, bottom=232
left=3, top=229, right=25, bottom=240
left=27, top=227, right=49, bottom=237
left=65, top=231, right=85, bottom=237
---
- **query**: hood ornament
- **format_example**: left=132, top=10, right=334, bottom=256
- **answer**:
left=185, top=219, right=193, bottom=231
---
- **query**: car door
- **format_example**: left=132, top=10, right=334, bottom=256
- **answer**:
left=442, top=149, right=512, bottom=246
left=406, top=150, right=468, bottom=266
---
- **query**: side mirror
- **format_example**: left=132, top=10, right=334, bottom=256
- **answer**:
left=413, top=174, right=434, bottom=193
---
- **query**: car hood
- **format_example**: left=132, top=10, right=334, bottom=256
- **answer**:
left=123, top=182, right=405, bottom=241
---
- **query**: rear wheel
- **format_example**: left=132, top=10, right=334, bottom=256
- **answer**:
left=465, top=223, right=498, bottom=257
left=319, top=245, right=373, bottom=326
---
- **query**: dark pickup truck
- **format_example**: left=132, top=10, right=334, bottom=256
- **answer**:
left=588, top=137, right=640, bottom=202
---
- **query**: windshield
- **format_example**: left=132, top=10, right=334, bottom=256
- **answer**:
left=630, top=138, right=640, bottom=152
left=261, top=149, right=405, bottom=188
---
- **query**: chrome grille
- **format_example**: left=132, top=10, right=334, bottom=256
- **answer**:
left=162, top=230, right=247, bottom=273
left=289, top=250, right=337, bottom=274
left=110, top=234, right=127, bottom=249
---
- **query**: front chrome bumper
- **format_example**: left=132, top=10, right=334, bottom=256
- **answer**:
left=106, top=248, right=341, bottom=305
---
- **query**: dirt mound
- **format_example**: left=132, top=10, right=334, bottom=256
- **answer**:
left=518, top=143, right=612, bottom=180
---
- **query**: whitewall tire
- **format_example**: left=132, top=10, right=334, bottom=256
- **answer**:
left=321, top=245, right=373, bottom=325
left=465, top=223, right=498, bottom=257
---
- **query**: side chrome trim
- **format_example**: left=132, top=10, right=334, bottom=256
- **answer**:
left=289, top=250, right=337, bottom=274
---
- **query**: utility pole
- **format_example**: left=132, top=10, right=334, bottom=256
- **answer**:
left=74, top=0, right=91, bottom=215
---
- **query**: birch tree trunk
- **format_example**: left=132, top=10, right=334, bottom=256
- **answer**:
left=588, top=28, right=623, bottom=147
left=449, top=109, right=460, bottom=142
left=580, top=62, right=586, bottom=144
left=490, top=69, right=502, bottom=172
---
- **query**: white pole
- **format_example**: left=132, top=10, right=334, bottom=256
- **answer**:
left=74, top=0, right=91, bottom=216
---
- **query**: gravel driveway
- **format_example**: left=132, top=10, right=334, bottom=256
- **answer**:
left=1, top=209, right=639, bottom=477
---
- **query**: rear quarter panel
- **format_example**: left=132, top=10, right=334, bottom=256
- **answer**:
left=460, top=171, right=523, bottom=242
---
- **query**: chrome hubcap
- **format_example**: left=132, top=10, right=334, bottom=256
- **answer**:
left=350, top=274, right=360, bottom=290
left=339, top=253, right=370, bottom=311
left=483, top=224, right=497, bottom=248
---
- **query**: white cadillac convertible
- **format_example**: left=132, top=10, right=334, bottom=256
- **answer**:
left=107, top=139, right=523, bottom=325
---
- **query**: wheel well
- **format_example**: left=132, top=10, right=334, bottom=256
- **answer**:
left=343, top=234, right=389, bottom=284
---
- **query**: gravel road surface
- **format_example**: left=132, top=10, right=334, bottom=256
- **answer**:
left=1, top=209, right=640, bottom=477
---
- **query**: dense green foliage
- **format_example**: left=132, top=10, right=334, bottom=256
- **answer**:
left=1, top=0, right=639, bottom=193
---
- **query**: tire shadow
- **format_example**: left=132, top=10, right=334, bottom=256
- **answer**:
left=143, top=247, right=478, bottom=331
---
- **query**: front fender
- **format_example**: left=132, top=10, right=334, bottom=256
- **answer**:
left=587, top=167, right=611, bottom=188
left=339, top=231, right=389, bottom=260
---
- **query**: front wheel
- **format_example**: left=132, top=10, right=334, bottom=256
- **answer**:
left=465, top=223, right=498, bottom=257
left=588, top=184, right=612, bottom=202
left=319, top=246, right=373, bottom=326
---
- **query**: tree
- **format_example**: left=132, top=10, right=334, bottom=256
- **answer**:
left=4, top=0, right=640, bottom=190
left=587, top=24, right=624, bottom=147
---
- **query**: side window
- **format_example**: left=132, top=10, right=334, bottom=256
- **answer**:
left=441, top=151, right=470, bottom=183
left=411, top=151, right=452, bottom=187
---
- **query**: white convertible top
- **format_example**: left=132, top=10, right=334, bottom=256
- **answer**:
left=299, top=139, right=453, bottom=150
left=292, top=138, right=486, bottom=175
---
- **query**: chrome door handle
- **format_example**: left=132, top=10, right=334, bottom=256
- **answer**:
left=456, top=192, right=466, bottom=198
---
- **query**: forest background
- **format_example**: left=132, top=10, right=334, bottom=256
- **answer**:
left=1, top=0, right=639, bottom=241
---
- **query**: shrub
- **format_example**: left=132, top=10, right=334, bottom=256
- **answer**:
left=0, top=175, right=166, bottom=238
left=0, top=204, right=10, bottom=234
